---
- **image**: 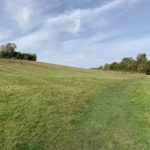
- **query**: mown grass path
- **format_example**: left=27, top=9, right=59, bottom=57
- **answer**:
left=66, top=78, right=150, bottom=150
left=0, top=60, right=150, bottom=150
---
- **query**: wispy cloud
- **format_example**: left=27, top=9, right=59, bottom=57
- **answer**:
left=0, top=0, right=150, bottom=67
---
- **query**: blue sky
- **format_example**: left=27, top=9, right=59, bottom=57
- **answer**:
left=0, top=0, right=150, bottom=67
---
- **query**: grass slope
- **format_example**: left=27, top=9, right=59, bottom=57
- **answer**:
left=0, top=59, right=150, bottom=150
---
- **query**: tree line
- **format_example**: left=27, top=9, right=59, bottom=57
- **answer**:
left=0, top=43, right=37, bottom=61
left=94, top=53, right=150, bottom=75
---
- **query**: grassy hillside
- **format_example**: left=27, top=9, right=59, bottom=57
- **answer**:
left=0, top=59, right=150, bottom=150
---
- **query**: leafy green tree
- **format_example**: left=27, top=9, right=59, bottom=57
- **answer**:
left=137, top=53, right=147, bottom=64
left=136, top=53, right=148, bottom=73
left=0, top=51, right=11, bottom=58
left=0, top=43, right=17, bottom=58
left=120, top=57, right=137, bottom=72
left=95, top=53, right=150, bottom=75
left=0, top=43, right=37, bottom=61
left=6, top=43, right=17, bottom=56
left=97, top=66, right=103, bottom=70
left=110, top=62, right=120, bottom=71
left=104, top=64, right=110, bottom=71
left=137, top=62, right=147, bottom=73
left=145, top=61, right=150, bottom=75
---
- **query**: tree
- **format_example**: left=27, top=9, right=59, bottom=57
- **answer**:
left=0, top=51, right=11, bottom=58
left=145, top=61, right=150, bottom=75
left=5, top=43, right=16, bottom=54
left=0, top=45, right=6, bottom=52
left=32, top=53, right=37, bottom=61
left=110, top=62, right=120, bottom=71
left=0, top=43, right=17, bottom=58
left=104, top=63, right=110, bottom=71
left=95, top=53, right=150, bottom=75
left=120, top=57, right=137, bottom=72
left=137, top=53, right=148, bottom=73
left=137, top=53, right=147, bottom=64
left=97, top=66, right=103, bottom=70
left=0, top=43, right=37, bottom=61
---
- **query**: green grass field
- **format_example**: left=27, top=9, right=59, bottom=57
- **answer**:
left=0, top=59, right=150, bottom=150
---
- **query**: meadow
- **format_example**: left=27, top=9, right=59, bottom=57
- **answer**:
left=0, top=59, right=150, bottom=150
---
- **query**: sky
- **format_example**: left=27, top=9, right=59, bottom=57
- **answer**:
left=0, top=0, right=150, bottom=68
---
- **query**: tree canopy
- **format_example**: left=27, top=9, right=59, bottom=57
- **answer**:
left=0, top=43, right=37, bottom=61
left=95, top=53, right=150, bottom=75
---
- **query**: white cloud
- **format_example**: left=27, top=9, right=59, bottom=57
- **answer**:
left=73, top=19, right=81, bottom=34
left=0, top=29, right=13, bottom=41
left=14, top=7, right=33, bottom=30
left=3, top=0, right=40, bottom=31
left=1, top=0, right=149, bottom=67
